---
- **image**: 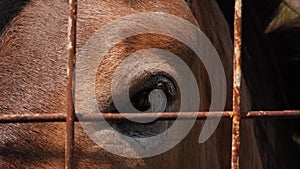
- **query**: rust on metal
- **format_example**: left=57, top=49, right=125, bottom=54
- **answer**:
left=76, top=111, right=232, bottom=121
left=1, top=111, right=300, bottom=123
left=0, top=113, right=66, bottom=123
left=231, top=0, right=243, bottom=168
left=245, top=110, right=300, bottom=118
left=65, top=0, right=77, bottom=168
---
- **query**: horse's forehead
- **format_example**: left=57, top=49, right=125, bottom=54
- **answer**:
left=76, top=0, right=196, bottom=48
left=78, top=0, right=194, bottom=20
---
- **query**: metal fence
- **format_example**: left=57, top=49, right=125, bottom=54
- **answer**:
left=0, top=0, right=300, bottom=169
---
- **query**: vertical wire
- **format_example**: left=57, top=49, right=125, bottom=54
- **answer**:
left=65, top=0, right=77, bottom=168
left=231, top=0, right=243, bottom=168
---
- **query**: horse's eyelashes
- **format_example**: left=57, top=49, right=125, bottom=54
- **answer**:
left=107, top=75, right=177, bottom=113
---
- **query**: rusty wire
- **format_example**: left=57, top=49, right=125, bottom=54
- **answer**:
left=231, top=0, right=243, bottom=168
left=1, top=111, right=300, bottom=123
left=65, top=0, right=77, bottom=168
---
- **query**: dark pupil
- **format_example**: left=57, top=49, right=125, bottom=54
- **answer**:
left=131, top=91, right=151, bottom=111
left=130, top=75, right=176, bottom=112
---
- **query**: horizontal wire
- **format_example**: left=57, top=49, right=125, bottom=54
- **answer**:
left=1, top=110, right=300, bottom=123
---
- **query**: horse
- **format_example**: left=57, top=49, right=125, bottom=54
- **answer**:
left=0, top=0, right=299, bottom=168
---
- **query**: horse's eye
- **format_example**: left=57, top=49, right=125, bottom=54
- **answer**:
left=130, top=75, right=176, bottom=112
left=107, top=75, right=177, bottom=138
